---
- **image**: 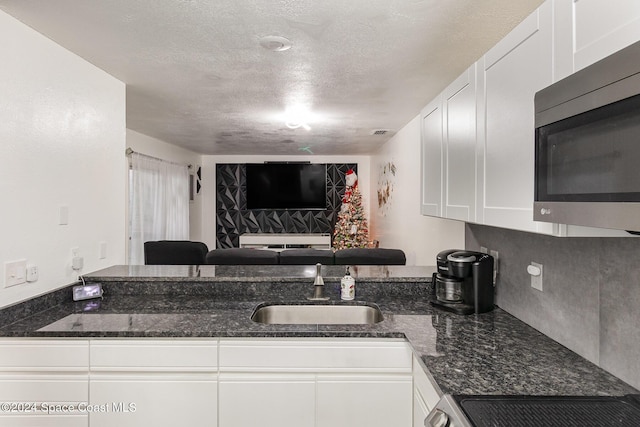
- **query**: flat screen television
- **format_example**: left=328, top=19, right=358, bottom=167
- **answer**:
left=246, top=163, right=327, bottom=210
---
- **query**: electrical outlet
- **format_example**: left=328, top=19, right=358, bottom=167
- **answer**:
left=99, top=241, right=107, bottom=259
left=480, top=246, right=488, bottom=254
left=26, top=264, right=38, bottom=282
left=528, top=262, right=543, bottom=291
left=72, top=256, right=84, bottom=271
left=59, top=205, right=69, bottom=225
left=71, top=247, right=83, bottom=271
left=489, top=250, right=499, bottom=283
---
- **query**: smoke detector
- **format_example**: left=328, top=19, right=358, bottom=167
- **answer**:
left=259, top=36, right=292, bottom=52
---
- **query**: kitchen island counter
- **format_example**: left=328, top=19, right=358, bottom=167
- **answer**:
left=0, top=265, right=636, bottom=397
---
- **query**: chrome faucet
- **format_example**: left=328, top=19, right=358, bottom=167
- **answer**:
left=307, top=263, right=330, bottom=301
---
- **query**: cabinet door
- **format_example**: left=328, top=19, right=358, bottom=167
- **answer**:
left=443, top=64, right=477, bottom=222
left=0, top=340, right=89, bottom=427
left=420, top=96, right=443, bottom=217
left=89, top=375, right=217, bottom=427
left=89, top=340, right=218, bottom=427
left=413, top=356, right=440, bottom=421
left=554, top=0, right=640, bottom=75
left=413, top=392, right=430, bottom=427
left=316, top=374, right=412, bottom=427
left=476, top=1, right=554, bottom=234
left=218, top=373, right=315, bottom=427
left=421, top=65, right=476, bottom=222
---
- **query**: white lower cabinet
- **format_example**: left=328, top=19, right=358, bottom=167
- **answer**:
left=0, top=415, right=87, bottom=427
left=218, top=338, right=414, bottom=427
left=317, top=374, right=412, bottom=427
left=0, top=340, right=89, bottom=427
left=413, top=391, right=430, bottom=427
left=218, top=373, right=316, bottom=427
left=0, top=338, right=438, bottom=427
left=90, top=375, right=217, bottom=427
left=412, top=356, right=441, bottom=427
left=88, top=340, right=218, bottom=427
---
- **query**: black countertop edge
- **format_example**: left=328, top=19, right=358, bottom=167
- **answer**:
left=86, top=276, right=431, bottom=283
left=0, top=330, right=408, bottom=339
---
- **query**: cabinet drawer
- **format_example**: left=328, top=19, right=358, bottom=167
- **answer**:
left=0, top=415, right=87, bottom=427
left=219, top=338, right=412, bottom=372
left=0, top=375, right=88, bottom=401
left=0, top=340, right=88, bottom=371
left=90, top=340, right=217, bottom=371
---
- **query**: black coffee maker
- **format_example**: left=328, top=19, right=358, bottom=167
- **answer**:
left=431, top=249, right=494, bottom=315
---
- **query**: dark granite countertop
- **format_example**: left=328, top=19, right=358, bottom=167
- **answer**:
left=0, top=265, right=636, bottom=397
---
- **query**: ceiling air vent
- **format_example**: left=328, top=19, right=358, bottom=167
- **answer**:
left=371, top=129, right=391, bottom=135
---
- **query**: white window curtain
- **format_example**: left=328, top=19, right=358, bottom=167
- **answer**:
left=129, top=153, right=190, bottom=265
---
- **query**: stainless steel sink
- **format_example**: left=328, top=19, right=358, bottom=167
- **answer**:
left=251, top=303, right=384, bottom=325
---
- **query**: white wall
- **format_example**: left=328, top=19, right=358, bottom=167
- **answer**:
left=369, top=116, right=465, bottom=265
left=126, top=129, right=204, bottom=247
left=200, top=155, right=371, bottom=250
left=0, top=10, right=126, bottom=308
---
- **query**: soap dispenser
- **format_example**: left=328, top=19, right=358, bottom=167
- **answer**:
left=340, top=266, right=355, bottom=300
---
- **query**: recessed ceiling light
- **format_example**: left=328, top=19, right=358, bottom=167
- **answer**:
left=259, top=36, right=292, bottom=52
left=282, top=105, right=314, bottom=130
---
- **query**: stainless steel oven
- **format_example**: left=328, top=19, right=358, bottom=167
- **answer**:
left=534, top=40, right=640, bottom=232
left=426, top=394, right=640, bottom=427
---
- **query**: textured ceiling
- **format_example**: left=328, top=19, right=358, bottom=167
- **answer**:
left=0, top=0, right=543, bottom=155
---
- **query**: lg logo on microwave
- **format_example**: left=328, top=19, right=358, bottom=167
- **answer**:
left=540, top=208, right=551, bottom=215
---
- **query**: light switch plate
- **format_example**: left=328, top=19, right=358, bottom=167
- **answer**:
left=4, top=259, right=27, bottom=288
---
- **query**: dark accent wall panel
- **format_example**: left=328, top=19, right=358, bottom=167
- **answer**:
left=216, top=163, right=357, bottom=248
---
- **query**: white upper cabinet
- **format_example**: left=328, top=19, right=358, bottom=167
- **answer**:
left=420, top=65, right=477, bottom=222
left=476, top=1, right=554, bottom=234
left=419, top=0, right=640, bottom=236
left=443, top=65, right=477, bottom=222
left=420, top=96, right=443, bottom=217
left=554, top=0, right=640, bottom=78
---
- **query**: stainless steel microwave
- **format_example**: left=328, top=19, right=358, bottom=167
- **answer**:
left=534, top=40, right=640, bottom=232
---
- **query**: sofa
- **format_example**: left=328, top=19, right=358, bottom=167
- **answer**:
left=334, top=248, right=406, bottom=265
left=204, top=247, right=406, bottom=266
left=144, top=240, right=209, bottom=265
left=205, top=247, right=279, bottom=265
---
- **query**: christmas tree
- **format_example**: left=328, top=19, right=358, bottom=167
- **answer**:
left=333, top=169, right=370, bottom=250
